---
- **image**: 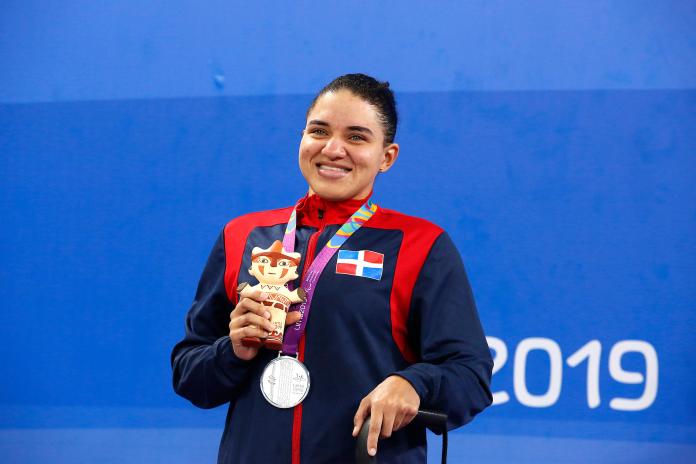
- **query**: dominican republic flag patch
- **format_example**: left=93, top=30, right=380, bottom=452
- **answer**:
left=336, top=250, right=384, bottom=281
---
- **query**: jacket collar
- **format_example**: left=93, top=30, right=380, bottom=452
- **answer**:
left=295, top=191, right=372, bottom=228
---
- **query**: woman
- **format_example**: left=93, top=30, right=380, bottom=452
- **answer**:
left=171, top=74, right=493, bottom=463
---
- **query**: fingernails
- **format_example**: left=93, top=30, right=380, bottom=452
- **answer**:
left=369, top=448, right=376, bottom=456
left=259, top=292, right=268, bottom=299
left=264, top=311, right=271, bottom=319
left=352, top=426, right=358, bottom=436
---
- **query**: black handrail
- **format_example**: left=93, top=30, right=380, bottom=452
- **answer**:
left=355, top=409, right=448, bottom=464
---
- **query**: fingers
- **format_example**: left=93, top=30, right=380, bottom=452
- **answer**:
left=392, top=410, right=406, bottom=432
left=380, top=409, right=397, bottom=439
left=352, top=397, right=369, bottom=437
left=248, top=289, right=269, bottom=302
left=352, top=376, right=421, bottom=457
left=230, top=310, right=274, bottom=332
left=352, top=395, right=384, bottom=456
left=234, top=292, right=270, bottom=317
left=229, top=292, right=273, bottom=361
left=234, top=323, right=270, bottom=340
left=393, top=405, right=418, bottom=432
left=366, top=405, right=383, bottom=456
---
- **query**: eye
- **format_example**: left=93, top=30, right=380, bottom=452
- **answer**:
left=308, top=127, right=328, bottom=136
left=349, top=134, right=366, bottom=142
left=278, top=260, right=291, bottom=267
left=259, top=257, right=269, bottom=264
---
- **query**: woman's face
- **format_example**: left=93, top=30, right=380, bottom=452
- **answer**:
left=299, top=89, right=398, bottom=201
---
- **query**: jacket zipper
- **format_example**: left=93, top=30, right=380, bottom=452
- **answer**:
left=291, top=207, right=325, bottom=464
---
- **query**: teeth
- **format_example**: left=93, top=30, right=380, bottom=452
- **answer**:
left=319, top=164, right=349, bottom=172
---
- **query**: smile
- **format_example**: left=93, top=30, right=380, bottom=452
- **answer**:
left=317, top=163, right=351, bottom=179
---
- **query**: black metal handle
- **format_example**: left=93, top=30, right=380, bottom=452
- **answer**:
left=355, top=409, right=448, bottom=464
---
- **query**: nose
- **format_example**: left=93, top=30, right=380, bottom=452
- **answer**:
left=321, top=137, right=347, bottom=159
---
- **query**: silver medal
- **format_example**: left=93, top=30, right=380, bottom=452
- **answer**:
left=260, top=355, right=310, bottom=408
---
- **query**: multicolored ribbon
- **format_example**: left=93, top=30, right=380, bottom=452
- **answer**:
left=280, top=198, right=378, bottom=356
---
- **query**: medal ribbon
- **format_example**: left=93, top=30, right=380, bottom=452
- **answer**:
left=280, top=198, right=378, bottom=356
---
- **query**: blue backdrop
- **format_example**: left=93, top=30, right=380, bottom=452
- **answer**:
left=2, top=1, right=695, bottom=462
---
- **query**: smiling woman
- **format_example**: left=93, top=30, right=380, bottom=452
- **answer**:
left=171, top=73, right=493, bottom=463
left=299, top=88, right=399, bottom=201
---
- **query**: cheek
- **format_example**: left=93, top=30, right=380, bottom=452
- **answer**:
left=298, top=148, right=311, bottom=171
left=355, top=150, right=383, bottom=170
left=299, top=139, right=313, bottom=157
left=300, top=137, right=325, bottom=156
left=299, top=144, right=320, bottom=178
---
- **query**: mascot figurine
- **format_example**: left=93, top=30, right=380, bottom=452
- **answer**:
left=237, top=240, right=306, bottom=350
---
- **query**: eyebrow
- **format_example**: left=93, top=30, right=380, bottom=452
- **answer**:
left=347, top=126, right=373, bottom=135
left=307, top=120, right=374, bottom=136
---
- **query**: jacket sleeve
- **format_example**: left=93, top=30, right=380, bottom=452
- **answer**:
left=171, top=230, right=253, bottom=409
left=393, top=232, right=493, bottom=430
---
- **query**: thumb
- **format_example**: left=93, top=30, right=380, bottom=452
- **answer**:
left=285, top=311, right=302, bottom=326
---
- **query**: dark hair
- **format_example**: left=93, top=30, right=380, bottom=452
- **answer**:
left=306, top=73, right=398, bottom=144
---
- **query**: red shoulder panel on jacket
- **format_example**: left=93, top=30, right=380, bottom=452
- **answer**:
left=368, top=208, right=443, bottom=363
left=223, top=207, right=293, bottom=303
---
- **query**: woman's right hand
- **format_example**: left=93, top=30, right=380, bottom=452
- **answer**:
left=228, top=290, right=301, bottom=360
left=229, top=291, right=274, bottom=360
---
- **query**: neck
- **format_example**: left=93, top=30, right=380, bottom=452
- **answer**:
left=306, top=188, right=371, bottom=202
left=296, top=190, right=372, bottom=227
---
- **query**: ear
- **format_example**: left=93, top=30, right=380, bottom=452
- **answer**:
left=379, top=143, right=399, bottom=173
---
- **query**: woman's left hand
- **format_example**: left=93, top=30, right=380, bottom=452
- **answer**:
left=352, top=375, right=420, bottom=457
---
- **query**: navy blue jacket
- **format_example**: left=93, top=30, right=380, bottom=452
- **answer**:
left=171, top=194, right=493, bottom=463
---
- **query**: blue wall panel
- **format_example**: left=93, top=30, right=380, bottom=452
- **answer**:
left=2, top=1, right=696, bottom=103
left=1, top=1, right=695, bottom=462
